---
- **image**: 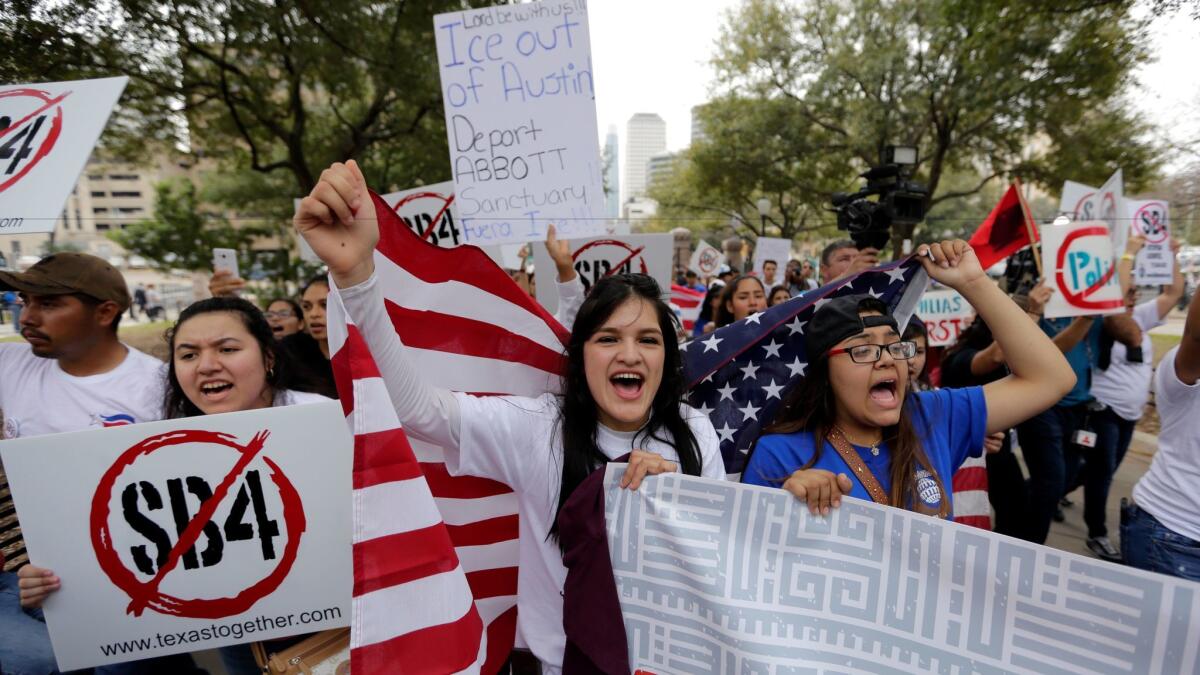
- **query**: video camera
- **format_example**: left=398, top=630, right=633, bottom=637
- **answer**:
left=830, top=145, right=929, bottom=250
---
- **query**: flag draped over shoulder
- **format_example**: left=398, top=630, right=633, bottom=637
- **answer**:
left=328, top=191, right=570, bottom=674
left=684, top=260, right=928, bottom=475
left=968, top=182, right=1038, bottom=270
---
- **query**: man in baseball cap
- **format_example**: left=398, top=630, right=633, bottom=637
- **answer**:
left=0, top=252, right=131, bottom=360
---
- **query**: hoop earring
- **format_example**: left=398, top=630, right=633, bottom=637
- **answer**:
left=267, top=366, right=275, bottom=378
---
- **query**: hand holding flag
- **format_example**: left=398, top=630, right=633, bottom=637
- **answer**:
left=295, top=160, right=379, bottom=288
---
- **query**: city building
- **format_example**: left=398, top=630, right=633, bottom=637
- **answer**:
left=647, top=151, right=681, bottom=189
left=623, top=196, right=658, bottom=223
left=603, top=126, right=620, bottom=219
left=623, top=113, right=666, bottom=203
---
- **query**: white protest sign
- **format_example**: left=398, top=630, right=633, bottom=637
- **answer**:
left=1040, top=221, right=1124, bottom=319
left=434, top=0, right=606, bottom=246
left=752, top=237, right=791, bottom=287
left=1, top=401, right=352, bottom=670
left=1126, top=199, right=1173, bottom=286
left=917, top=288, right=972, bottom=347
left=0, top=77, right=128, bottom=235
left=1059, top=180, right=1096, bottom=219
left=688, top=239, right=725, bottom=277
left=532, top=233, right=672, bottom=314
left=295, top=181, right=462, bottom=262
left=1085, top=169, right=1126, bottom=252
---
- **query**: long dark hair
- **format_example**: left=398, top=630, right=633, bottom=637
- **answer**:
left=551, top=274, right=703, bottom=546
left=164, top=296, right=289, bottom=419
left=696, top=284, right=724, bottom=325
left=715, top=275, right=765, bottom=327
left=746, top=353, right=947, bottom=516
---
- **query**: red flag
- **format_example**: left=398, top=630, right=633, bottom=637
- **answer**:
left=329, top=191, right=570, bottom=673
left=968, top=182, right=1038, bottom=269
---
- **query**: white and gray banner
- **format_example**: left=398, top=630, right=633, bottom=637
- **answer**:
left=603, top=466, right=1200, bottom=674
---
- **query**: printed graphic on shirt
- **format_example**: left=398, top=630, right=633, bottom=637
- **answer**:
left=916, top=468, right=942, bottom=508
left=97, top=413, right=136, bottom=428
left=3, top=416, right=20, bottom=439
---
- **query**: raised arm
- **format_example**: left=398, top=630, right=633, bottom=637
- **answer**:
left=545, top=224, right=585, bottom=330
left=1159, top=238, right=1186, bottom=319
left=294, top=161, right=460, bottom=449
left=918, top=241, right=1076, bottom=435
left=1178, top=278, right=1200, bottom=385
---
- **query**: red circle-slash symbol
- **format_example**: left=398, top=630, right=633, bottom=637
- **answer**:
left=697, top=248, right=721, bottom=275
left=1054, top=226, right=1124, bottom=312
left=90, top=429, right=305, bottom=619
left=392, top=190, right=455, bottom=244
left=572, top=239, right=649, bottom=277
left=1133, top=202, right=1168, bottom=244
left=0, top=88, right=67, bottom=195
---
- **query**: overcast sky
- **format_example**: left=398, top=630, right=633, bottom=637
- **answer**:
left=588, top=1, right=1200, bottom=167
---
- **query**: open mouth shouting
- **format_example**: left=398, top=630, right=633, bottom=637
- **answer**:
left=610, top=371, right=645, bottom=401
left=199, top=379, right=235, bottom=402
left=869, top=377, right=899, bottom=409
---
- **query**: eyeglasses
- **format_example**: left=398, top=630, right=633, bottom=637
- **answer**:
left=827, top=340, right=917, bottom=363
left=264, top=310, right=296, bottom=320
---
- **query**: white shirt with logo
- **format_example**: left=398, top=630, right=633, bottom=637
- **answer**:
left=0, top=343, right=167, bottom=439
left=1091, top=300, right=1163, bottom=421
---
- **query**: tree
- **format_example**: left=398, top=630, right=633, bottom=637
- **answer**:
left=689, top=0, right=1162, bottom=249
left=108, top=177, right=270, bottom=272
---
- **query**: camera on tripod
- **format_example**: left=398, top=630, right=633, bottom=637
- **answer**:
left=830, top=145, right=929, bottom=250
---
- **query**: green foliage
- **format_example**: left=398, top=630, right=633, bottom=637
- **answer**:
left=108, top=177, right=270, bottom=272
left=667, top=0, right=1163, bottom=249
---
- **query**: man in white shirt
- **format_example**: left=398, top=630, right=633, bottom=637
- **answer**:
left=0, top=252, right=172, bottom=674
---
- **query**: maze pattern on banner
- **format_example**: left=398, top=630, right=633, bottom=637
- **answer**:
left=602, top=467, right=1200, bottom=675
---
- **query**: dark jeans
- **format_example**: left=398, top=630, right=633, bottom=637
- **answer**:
left=985, top=436, right=1030, bottom=540
left=1016, top=404, right=1087, bottom=544
left=1121, top=502, right=1200, bottom=582
left=1083, top=407, right=1136, bottom=539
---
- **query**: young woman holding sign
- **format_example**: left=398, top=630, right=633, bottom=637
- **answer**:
left=743, top=241, right=1076, bottom=519
left=293, top=161, right=724, bottom=674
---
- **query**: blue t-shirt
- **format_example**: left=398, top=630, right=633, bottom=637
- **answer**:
left=743, top=387, right=988, bottom=516
left=1038, top=317, right=1101, bottom=407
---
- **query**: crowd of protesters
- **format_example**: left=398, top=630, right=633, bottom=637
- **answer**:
left=0, top=161, right=1197, bottom=674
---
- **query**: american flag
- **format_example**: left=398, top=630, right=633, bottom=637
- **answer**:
left=670, top=283, right=705, bottom=331
left=684, top=259, right=928, bottom=475
left=328, top=191, right=570, bottom=674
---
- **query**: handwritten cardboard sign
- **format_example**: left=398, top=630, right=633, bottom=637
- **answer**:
left=0, top=77, right=128, bottom=235
left=434, top=0, right=606, bottom=246
left=917, top=288, right=972, bottom=347
left=1125, top=199, right=1173, bottom=286
left=532, top=233, right=672, bottom=314
left=1040, top=221, right=1124, bottom=319
left=0, top=401, right=352, bottom=670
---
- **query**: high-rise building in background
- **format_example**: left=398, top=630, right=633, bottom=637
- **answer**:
left=623, top=113, right=666, bottom=204
left=647, top=151, right=680, bottom=189
left=603, top=126, right=620, bottom=219
left=691, top=104, right=708, bottom=145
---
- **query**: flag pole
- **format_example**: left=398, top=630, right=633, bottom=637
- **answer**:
left=1014, top=178, right=1043, bottom=277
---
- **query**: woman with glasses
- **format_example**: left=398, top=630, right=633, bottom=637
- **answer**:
left=743, top=241, right=1076, bottom=519
left=263, top=297, right=305, bottom=339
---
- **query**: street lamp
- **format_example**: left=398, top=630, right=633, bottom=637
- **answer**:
left=756, top=197, right=771, bottom=232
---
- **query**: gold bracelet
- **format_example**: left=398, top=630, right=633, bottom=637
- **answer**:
left=1120, top=253, right=1135, bottom=262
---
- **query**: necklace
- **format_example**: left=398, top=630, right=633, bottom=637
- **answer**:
left=835, top=426, right=883, bottom=456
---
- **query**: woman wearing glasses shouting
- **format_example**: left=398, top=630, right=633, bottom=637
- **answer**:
left=744, top=240, right=1075, bottom=519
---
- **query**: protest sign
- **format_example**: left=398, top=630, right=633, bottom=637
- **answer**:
left=532, top=233, right=672, bottom=314
left=917, top=287, right=972, bottom=346
left=0, top=77, right=128, bottom=235
left=1059, top=180, right=1096, bottom=219
left=1040, top=220, right=1124, bottom=318
left=689, top=239, right=725, bottom=277
left=752, top=236, right=790, bottom=286
left=295, top=181, right=461, bottom=262
left=1126, top=199, right=1173, bottom=286
left=434, top=0, right=606, bottom=246
left=1, top=401, right=352, bottom=670
left=602, top=467, right=1200, bottom=674
left=1085, top=169, right=1126, bottom=252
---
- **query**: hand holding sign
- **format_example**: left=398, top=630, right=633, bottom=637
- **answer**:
left=17, top=564, right=60, bottom=608
left=295, top=160, right=378, bottom=288
left=544, top=224, right=575, bottom=282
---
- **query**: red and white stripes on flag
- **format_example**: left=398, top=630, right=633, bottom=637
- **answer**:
left=952, top=455, right=991, bottom=530
left=328, top=191, right=570, bottom=674
left=671, top=284, right=705, bottom=330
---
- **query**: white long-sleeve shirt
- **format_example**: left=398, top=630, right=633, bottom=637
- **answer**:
left=337, top=272, right=724, bottom=672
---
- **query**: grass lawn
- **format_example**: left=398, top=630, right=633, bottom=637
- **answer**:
left=1151, top=333, right=1182, bottom=368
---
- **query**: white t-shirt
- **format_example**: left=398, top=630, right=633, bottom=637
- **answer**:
left=1132, top=346, right=1200, bottom=542
left=273, top=389, right=331, bottom=407
left=450, top=392, right=725, bottom=673
left=1091, top=300, right=1163, bottom=421
left=0, top=343, right=166, bottom=439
